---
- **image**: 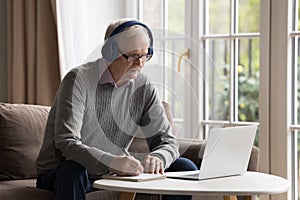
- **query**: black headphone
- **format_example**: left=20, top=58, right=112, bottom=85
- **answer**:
left=101, top=20, right=154, bottom=62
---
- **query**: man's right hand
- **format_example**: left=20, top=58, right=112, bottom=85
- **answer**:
left=108, top=156, right=144, bottom=176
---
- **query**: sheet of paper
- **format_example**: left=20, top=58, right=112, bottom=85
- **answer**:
left=102, top=173, right=166, bottom=182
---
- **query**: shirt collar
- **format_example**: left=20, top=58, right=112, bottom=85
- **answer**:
left=99, top=67, right=115, bottom=85
left=99, top=65, right=134, bottom=88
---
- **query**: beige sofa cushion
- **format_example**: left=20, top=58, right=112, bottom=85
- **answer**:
left=0, top=103, right=50, bottom=180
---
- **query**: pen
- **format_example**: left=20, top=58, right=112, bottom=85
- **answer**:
left=122, top=147, right=142, bottom=165
left=122, top=147, right=131, bottom=156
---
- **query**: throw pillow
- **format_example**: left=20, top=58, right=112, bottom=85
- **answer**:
left=0, top=103, right=50, bottom=180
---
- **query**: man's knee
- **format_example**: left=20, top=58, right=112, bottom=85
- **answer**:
left=52, top=160, right=89, bottom=199
left=166, top=157, right=198, bottom=172
left=57, top=160, right=87, bottom=180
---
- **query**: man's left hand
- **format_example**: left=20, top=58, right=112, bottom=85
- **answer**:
left=142, top=155, right=164, bottom=174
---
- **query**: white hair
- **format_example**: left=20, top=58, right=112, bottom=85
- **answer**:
left=104, top=18, right=150, bottom=48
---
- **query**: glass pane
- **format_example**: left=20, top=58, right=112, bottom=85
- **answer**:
left=143, top=36, right=188, bottom=137
left=142, top=0, right=163, bottom=28
left=297, top=130, right=300, bottom=200
left=165, top=39, right=186, bottom=138
left=298, top=0, right=300, bottom=31
left=238, top=0, right=260, bottom=33
left=166, top=40, right=185, bottom=120
left=297, top=37, right=300, bottom=125
left=206, top=39, right=230, bottom=121
left=168, top=0, right=185, bottom=34
left=237, top=38, right=260, bottom=122
left=143, top=39, right=164, bottom=98
left=208, top=0, right=230, bottom=34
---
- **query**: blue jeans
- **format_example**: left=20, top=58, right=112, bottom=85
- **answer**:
left=36, top=157, right=198, bottom=200
left=36, top=160, right=94, bottom=200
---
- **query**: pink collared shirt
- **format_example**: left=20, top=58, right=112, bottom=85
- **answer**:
left=99, top=67, right=134, bottom=88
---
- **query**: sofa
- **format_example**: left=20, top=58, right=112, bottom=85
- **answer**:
left=0, top=102, right=260, bottom=200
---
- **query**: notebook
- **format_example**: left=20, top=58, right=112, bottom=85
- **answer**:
left=102, top=172, right=166, bottom=182
left=165, top=125, right=257, bottom=180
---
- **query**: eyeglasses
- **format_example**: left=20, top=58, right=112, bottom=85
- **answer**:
left=119, top=49, right=152, bottom=63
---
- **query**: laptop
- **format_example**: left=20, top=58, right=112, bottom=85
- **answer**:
left=165, top=125, right=257, bottom=180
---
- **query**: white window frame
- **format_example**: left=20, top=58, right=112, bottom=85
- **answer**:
left=289, top=0, right=300, bottom=200
left=260, top=0, right=292, bottom=200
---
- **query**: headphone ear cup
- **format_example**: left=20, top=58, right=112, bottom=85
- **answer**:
left=110, top=41, right=119, bottom=62
left=101, top=40, right=113, bottom=62
left=148, top=47, right=153, bottom=56
left=101, top=39, right=119, bottom=62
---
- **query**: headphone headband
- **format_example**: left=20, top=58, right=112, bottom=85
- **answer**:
left=102, top=20, right=154, bottom=62
left=110, top=21, right=150, bottom=37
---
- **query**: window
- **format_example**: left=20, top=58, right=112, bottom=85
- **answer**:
left=201, top=0, right=260, bottom=131
left=137, top=0, right=260, bottom=140
left=137, top=1, right=300, bottom=198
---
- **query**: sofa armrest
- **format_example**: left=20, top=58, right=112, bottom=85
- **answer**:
left=177, top=138, right=260, bottom=172
left=177, top=139, right=204, bottom=167
left=248, top=146, right=260, bottom=171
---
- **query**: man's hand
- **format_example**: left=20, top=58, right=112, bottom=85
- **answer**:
left=142, top=155, right=164, bottom=174
left=109, top=156, right=144, bottom=176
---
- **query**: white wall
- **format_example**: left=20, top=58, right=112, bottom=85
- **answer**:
left=0, top=0, right=7, bottom=102
left=84, top=0, right=127, bottom=48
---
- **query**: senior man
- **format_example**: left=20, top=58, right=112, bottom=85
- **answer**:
left=36, top=18, right=197, bottom=200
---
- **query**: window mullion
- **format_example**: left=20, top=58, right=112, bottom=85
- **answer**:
left=233, top=38, right=239, bottom=122
left=229, top=0, right=238, bottom=122
left=162, top=0, right=167, bottom=101
left=291, top=35, right=298, bottom=199
left=234, top=0, right=239, bottom=122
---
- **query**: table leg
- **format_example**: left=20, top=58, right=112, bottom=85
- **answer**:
left=120, top=192, right=136, bottom=200
left=244, top=196, right=252, bottom=200
left=223, top=196, right=238, bottom=200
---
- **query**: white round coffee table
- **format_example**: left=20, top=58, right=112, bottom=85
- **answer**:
left=93, top=171, right=290, bottom=200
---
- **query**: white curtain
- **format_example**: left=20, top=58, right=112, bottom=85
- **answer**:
left=56, top=0, right=129, bottom=79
